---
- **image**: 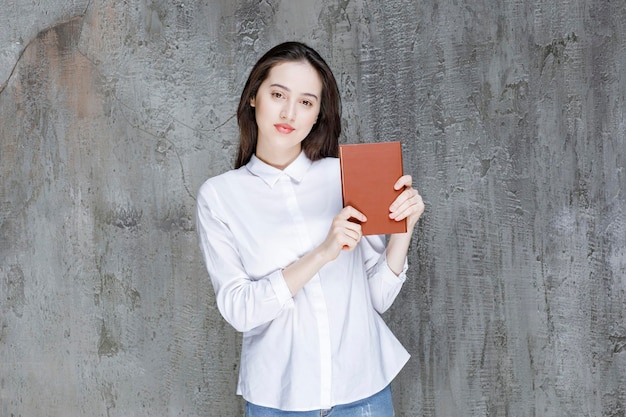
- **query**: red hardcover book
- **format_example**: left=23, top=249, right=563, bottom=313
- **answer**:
left=339, top=141, right=407, bottom=235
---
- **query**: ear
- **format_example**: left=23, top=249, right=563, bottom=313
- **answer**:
left=250, top=97, right=256, bottom=107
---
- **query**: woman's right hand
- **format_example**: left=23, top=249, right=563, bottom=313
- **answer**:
left=319, top=206, right=367, bottom=261
left=281, top=206, right=366, bottom=296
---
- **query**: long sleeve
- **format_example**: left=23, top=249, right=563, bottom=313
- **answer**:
left=196, top=184, right=294, bottom=333
left=360, top=235, right=408, bottom=313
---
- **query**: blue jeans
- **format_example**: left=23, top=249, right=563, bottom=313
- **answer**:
left=245, top=385, right=394, bottom=417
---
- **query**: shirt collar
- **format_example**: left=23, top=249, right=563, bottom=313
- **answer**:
left=246, top=151, right=312, bottom=187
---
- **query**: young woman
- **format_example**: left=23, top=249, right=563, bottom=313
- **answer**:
left=196, top=42, right=424, bottom=416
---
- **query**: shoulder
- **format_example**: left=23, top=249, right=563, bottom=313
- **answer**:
left=304, top=157, right=340, bottom=185
left=310, top=156, right=340, bottom=173
left=303, top=157, right=341, bottom=193
left=197, top=167, right=248, bottom=201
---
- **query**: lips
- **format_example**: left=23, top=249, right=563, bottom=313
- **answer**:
left=274, top=123, right=295, bottom=134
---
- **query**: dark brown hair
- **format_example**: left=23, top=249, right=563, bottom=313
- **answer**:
left=235, top=42, right=342, bottom=168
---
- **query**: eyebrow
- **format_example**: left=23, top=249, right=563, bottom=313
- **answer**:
left=269, top=83, right=319, bottom=100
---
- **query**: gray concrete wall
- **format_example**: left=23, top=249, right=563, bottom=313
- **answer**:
left=1, top=0, right=624, bottom=416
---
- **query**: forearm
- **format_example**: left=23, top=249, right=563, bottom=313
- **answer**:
left=282, top=245, right=333, bottom=295
left=385, top=231, right=412, bottom=275
left=282, top=206, right=366, bottom=295
left=385, top=174, right=424, bottom=275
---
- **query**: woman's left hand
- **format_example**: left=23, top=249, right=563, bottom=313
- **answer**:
left=389, top=175, right=424, bottom=232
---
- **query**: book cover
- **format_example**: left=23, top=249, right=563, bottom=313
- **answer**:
left=339, top=141, right=407, bottom=235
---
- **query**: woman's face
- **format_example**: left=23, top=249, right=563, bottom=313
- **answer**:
left=251, top=60, right=322, bottom=169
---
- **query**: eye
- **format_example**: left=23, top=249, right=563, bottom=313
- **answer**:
left=271, top=91, right=285, bottom=99
left=301, top=99, right=313, bottom=107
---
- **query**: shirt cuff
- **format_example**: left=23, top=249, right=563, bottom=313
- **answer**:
left=380, top=252, right=408, bottom=283
left=269, top=270, right=295, bottom=308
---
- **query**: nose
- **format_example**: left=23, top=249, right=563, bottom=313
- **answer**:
left=281, top=101, right=296, bottom=120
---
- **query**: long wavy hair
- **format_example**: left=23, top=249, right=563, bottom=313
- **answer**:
left=235, top=42, right=342, bottom=168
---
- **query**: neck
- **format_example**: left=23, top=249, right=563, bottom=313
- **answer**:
left=256, top=145, right=302, bottom=170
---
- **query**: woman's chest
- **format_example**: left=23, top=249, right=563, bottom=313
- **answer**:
left=222, top=178, right=343, bottom=278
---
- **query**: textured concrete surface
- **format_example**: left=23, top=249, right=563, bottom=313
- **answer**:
left=1, top=0, right=625, bottom=416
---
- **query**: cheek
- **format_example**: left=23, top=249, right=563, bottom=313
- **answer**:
left=307, top=109, right=321, bottom=126
left=252, top=102, right=269, bottom=124
left=255, top=99, right=280, bottom=119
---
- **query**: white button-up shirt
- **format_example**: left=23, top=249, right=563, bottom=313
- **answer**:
left=196, top=151, right=410, bottom=411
